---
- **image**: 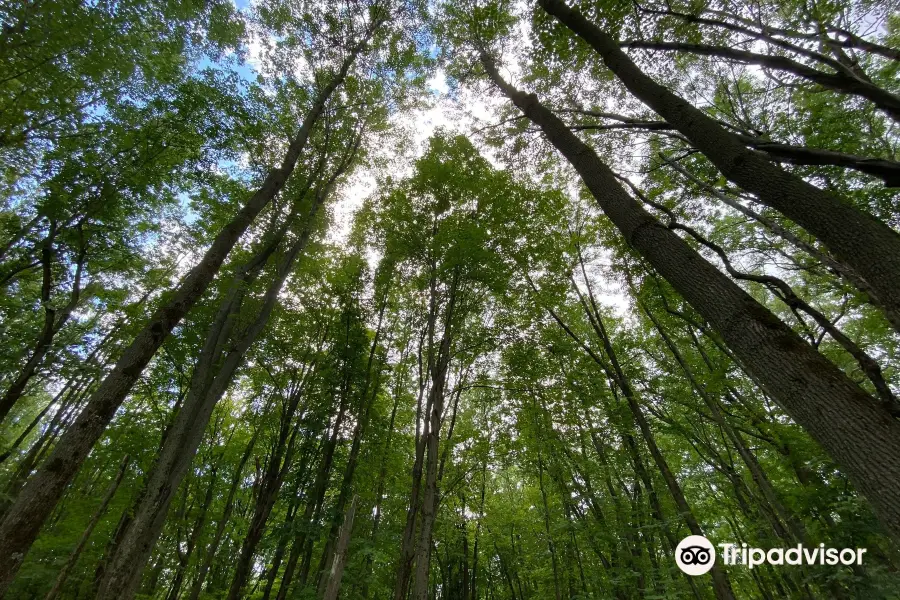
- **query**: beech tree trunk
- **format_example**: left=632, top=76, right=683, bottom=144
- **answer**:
left=225, top=366, right=314, bottom=600
left=185, top=427, right=258, bottom=600
left=315, top=289, right=389, bottom=594
left=480, top=52, right=900, bottom=543
left=393, top=331, right=433, bottom=600
left=93, top=123, right=366, bottom=600
left=275, top=368, right=352, bottom=600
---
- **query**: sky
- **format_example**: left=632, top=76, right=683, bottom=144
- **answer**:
left=212, top=0, right=630, bottom=315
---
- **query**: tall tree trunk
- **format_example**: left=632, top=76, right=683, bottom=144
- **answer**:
left=480, top=53, right=900, bottom=543
left=321, top=495, right=358, bottom=600
left=0, top=220, right=63, bottom=424
left=275, top=371, right=351, bottom=600
left=94, top=134, right=362, bottom=600
left=643, top=304, right=808, bottom=545
left=393, top=330, right=433, bottom=600
left=43, top=455, right=129, bottom=600
left=470, top=463, right=485, bottom=600
left=315, top=286, right=390, bottom=594
left=166, top=463, right=218, bottom=600
left=260, top=463, right=312, bottom=600
left=362, top=361, right=402, bottom=600
left=185, top=426, right=259, bottom=600
left=537, top=456, right=562, bottom=600
left=539, top=0, right=900, bottom=333
left=412, top=269, right=459, bottom=600
left=226, top=366, right=314, bottom=600
left=0, top=38, right=376, bottom=591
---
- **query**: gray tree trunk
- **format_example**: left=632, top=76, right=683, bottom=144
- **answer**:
left=0, top=39, right=370, bottom=592
left=539, top=0, right=900, bottom=333
left=480, top=52, right=900, bottom=543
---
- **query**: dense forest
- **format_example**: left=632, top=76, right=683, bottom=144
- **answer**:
left=2, top=0, right=900, bottom=598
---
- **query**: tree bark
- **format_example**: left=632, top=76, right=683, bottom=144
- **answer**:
left=275, top=364, right=352, bottom=600
left=225, top=365, right=315, bottom=600
left=393, top=331, right=433, bottom=600
left=315, top=285, right=390, bottom=594
left=43, top=454, right=129, bottom=600
left=321, top=495, right=358, bottom=600
left=185, top=426, right=259, bottom=600
left=0, top=39, right=372, bottom=592
left=539, top=0, right=900, bottom=334
left=412, top=269, right=459, bottom=600
left=480, top=51, right=900, bottom=543
left=93, top=128, right=363, bottom=600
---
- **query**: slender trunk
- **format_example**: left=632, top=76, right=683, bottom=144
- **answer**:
left=0, top=221, right=65, bottom=424
left=412, top=271, right=459, bottom=600
left=321, top=495, right=358, bottom=600
left=315, top=291, right=390, bottom=594
left=566, top=261, right=733, bottom=599
left=43, top=455, right=129, bottom=600
left=393, top=332, right=433, bottom=600
left=537, top=457, right=562, bottom=600
left=539, top=0, right=900, bottom=333
left=481, top=53, right=900, bottom=543
left=470, top=464, right=484, bottom=600
left=260, top=467, right=310, bottom=600
left=0, top=320, right=123, bottom=466
left=95, top=137, right=361, bottom=600
left=226, top=371, right=312, bottom=600
left=362, top=372, right=402, bottom=599
left=0, top=41, right=373, bottom=590
left=644, top=305, right=808, bottom=545
left=275, top=384, right=350, bottom=600
left=166, top=464, right=218, bottom=600
left=185, top=428, right=259, bottom=600
left=1, top=381, right=90, bottom=513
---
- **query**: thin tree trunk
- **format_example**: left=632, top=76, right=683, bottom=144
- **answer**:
left=275, top=372, right=351, bottom=600
left=185, top=427, right=259, bottom=600
left=225, top=365, right=314, bottom=600
left=43, top=455, right=129, bottom=600
left=321, top=495, right=358, bottom=600
left=362, top=357, right=403, bottom=599
left=0, top=37, right=376, bottom=591
left=166, top=463, right=217, bottom=600
left=393, top=329, right=433, bottom=600
left=95, top=132, right=362, bottom=600
left=412, top=269, right=459, bottom=600
left=537, top=456, right=562, bottom=600
left=315, top=286, right=390, bottom=594
left=260, top=464, right=311, bottom=600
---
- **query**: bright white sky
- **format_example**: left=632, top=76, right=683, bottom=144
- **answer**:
left=327, top=69, right=504, bottom=243
left=229, top=0, right=630, bottom=315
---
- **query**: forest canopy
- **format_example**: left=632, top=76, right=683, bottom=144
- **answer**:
left=1, top=0, right=900, bottom=598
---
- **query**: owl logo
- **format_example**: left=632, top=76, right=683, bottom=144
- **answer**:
left=675, top=535, right=716, bottom=575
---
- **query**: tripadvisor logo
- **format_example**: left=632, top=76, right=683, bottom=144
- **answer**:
left=676, top=536, right=716, bottom=576
left=675, top=535, right=868, bottom=575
